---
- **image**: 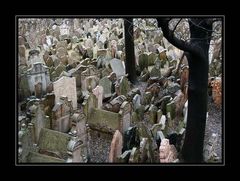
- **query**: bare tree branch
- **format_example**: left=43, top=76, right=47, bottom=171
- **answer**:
left=157, top=18, right=198, bottom=55
left=173, top=18, right=182, bottom=33
left=188, top=19, right=214, bottom=32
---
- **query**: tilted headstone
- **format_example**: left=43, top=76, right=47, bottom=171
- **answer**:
left=117, top=76, right=130, bottom=97
left=99, top=76, right=112, bottom=99
left=110, top=58, right=125, bottom=78
left=109, top=130, right=123, bottom=162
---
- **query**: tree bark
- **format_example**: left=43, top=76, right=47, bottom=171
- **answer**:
left=124, top=18, right=137, bottom=84
left=157, top=18, right=213, bottom=162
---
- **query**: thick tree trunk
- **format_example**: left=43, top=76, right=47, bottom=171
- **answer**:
left=157, top=18, right=212, bottom=163
left=181, top=19, right=211, bottom=163
left=124, top=18, right=137, bottom=84
left=181, top=52, right=209, bottom=163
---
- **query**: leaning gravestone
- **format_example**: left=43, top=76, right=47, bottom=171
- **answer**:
left=99, top=76, right=112, bottom=99
left=54, top=63, right=66, bottom=78
left=110, top=58, right=125, bottom=78
left=119, top=101, right=131, bottom=133
left=109, top=130, right=123, bottom=162
left=118, top=76, right=130, bottom=97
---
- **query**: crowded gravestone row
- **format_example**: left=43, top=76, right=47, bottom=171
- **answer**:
left=18, top=18, right=222, bottom=163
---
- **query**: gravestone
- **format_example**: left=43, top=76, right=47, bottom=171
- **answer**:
left=159, top=115, right=166, bottom=130
left=117, top=150, right=131, bottom=163
left=139, top=138, right=150, bottom=162
left=52, top=96, right=73, bottom=133
left=92, top=85, right=104, bottom=109
left=127, top=88, right=141, bottom=102
left=68, top=51, right=80, bottom=65
left=157, top=109, right=163, bottom=123
left=159, top=138, right=178, bottom=163
left=122, top=126, right=140, bottom=152
left=131, top=111, right=139, bottom=124
left=52, top=55, right=60, bottom=67
left=104, top=95, right=127, bottom=113
left=150, top=58, right=161, bottom=78
left=19, top=45, right=26, bottom=65
left=159, top=95, right=172, bottom=115
left=54, top=63, right=66, bottom=78
left=101, top=67, right=113, bottom=78
left=119, top=101, right=131, bottom=133
left=26, top=62, right=50, bottom=95
left=166, top=101, right=176, bottom=122
left=108, top=72, right=117, bottom=83
left=132, top=94, right=141, bottom=111
left=148, top=52, right=158, bottom=66
left=117, top=76, right=130, bottom=97
left=149, top=104, right=158, bottom=124
left=53, top=76, right=77, bottom=110
left=82, top=93, right=97, bottom=120
left=46, top=56, right=54, bottom=67
left=56, top=47, right=68, bottom=66
left=110, top=58, right=125, bottom=78
left=140, top=68, right=150, bottom=82
left=71, top=113, right=86, bottom=141
left=19, top=36, right=25, bottom=45
left=99, top=76, right=112, bottom=99
left=151, top=123, right=162, bottom=141
left=92, top=44, right=98, bottom=59
left=145, top=83, right=160, bottom=97
left=129, top=147, right=140, bottom=163
left=81, top=66, right=100, bottom=92
left=34, top=82, right=42, bottom=98
left=86, top=47, right=93, bottom=59
left=138, top=53, right=148, bottom=71
left=31, top=102, right=51, bottom=143
left=85, top=76, right=98, bottom=92
left=135, top=105, right=145, bottom=122
left=19, top=74, right=31, bottom=100
left=142, top=92, right=152, bottom=105
left=109, top=130, right=123, bottom=162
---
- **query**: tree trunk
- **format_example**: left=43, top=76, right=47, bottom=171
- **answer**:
left=124, top=18, right=137, bottom=84
left=157, top=18, right=213, bottom=162
left=181, top=52, right=209, bottom=163
left=181, top=19, right=211, bottom=163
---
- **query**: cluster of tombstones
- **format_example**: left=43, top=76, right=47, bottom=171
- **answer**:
left=18, top=18, right=193, bottom=163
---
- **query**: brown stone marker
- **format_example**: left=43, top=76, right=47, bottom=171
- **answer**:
left=109, top=130, right=123, bottom=162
